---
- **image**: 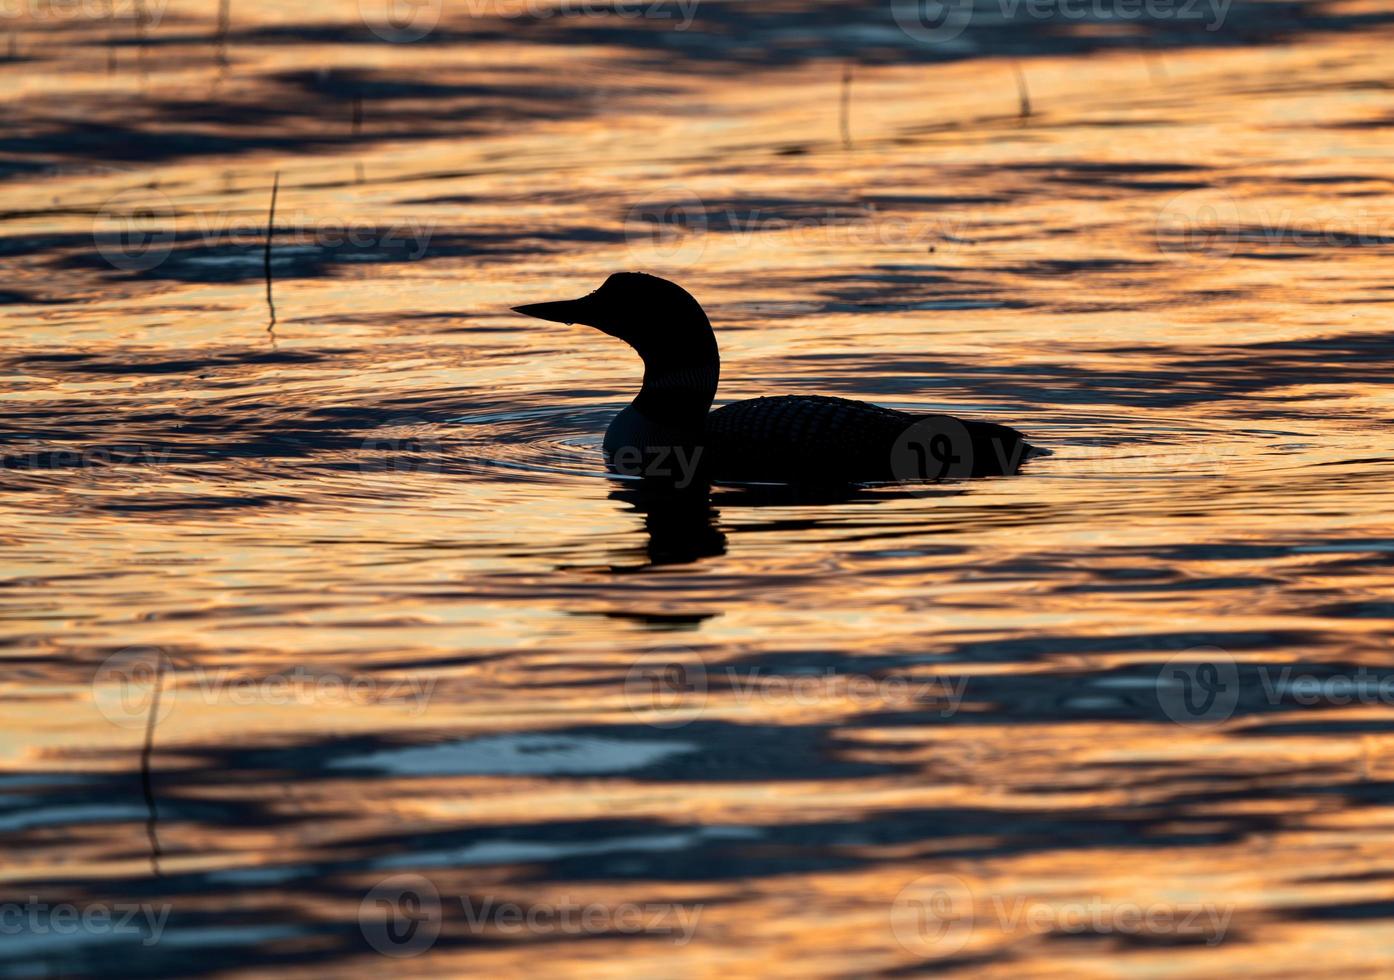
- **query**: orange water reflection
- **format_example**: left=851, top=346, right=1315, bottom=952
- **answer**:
left=3, top=2, right=1394, bottom=976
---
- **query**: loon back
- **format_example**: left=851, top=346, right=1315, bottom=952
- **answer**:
left=704, top=395, right=1031, bottom=481
left=512, top=272, right=1037, bottom=484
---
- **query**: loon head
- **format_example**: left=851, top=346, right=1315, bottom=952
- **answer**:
left=512, top=272, right=717, bottom=371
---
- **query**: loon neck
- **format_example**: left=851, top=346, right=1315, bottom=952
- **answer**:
left=632, top=354, right=720, bottom=427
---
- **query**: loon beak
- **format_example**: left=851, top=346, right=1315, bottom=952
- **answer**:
left=511, top=294, right=601, bottom=326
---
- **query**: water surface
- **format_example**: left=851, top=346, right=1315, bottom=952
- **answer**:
left=4, top=1, right=1394, bottom=976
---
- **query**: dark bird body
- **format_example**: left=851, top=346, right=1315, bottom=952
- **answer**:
left=513, top=273, right=1036, bottom=484
left=705, top=395, right=1028, bottom=481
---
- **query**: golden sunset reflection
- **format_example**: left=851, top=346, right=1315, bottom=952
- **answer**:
left=3, top=0, right=1394, bottom=975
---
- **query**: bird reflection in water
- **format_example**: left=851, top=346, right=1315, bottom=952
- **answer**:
left=609, top=479, right=727, bottom=567
left=608, top=471, right=895, bottom=569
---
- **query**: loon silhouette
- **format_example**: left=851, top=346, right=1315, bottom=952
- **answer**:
left=513, top=273, right=1035, bottom=483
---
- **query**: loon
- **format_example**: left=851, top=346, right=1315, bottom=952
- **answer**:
left=513, top=273, right=1035, bottom=484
